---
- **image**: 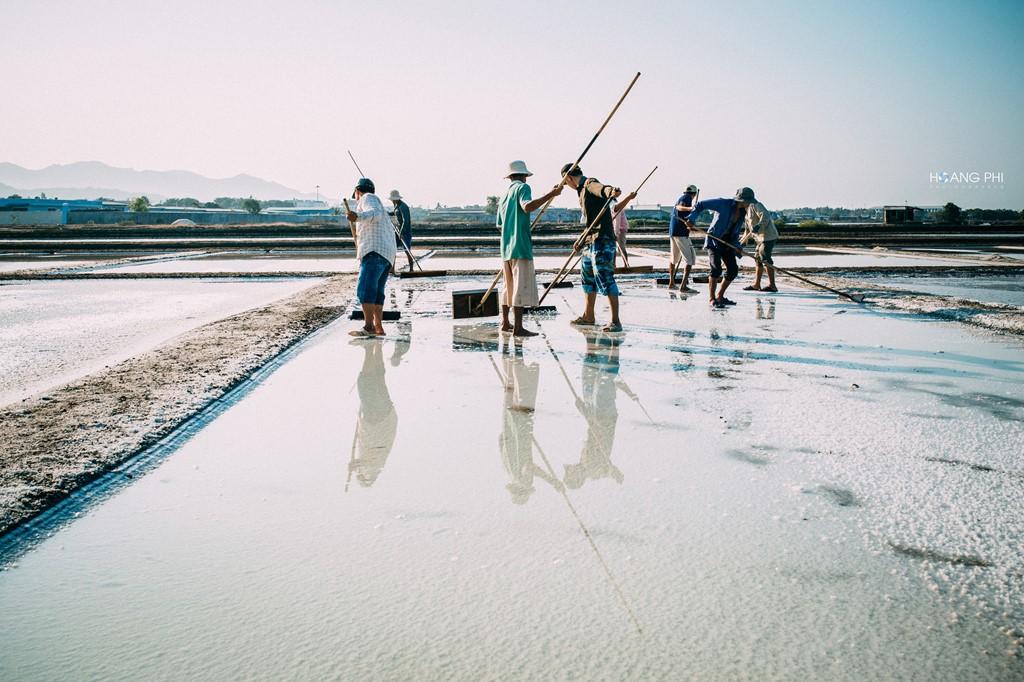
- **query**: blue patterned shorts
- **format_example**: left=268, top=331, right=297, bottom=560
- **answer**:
left=581, top=238, right=620, bottom=297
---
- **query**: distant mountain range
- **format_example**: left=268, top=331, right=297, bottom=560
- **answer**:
left=0, top=161, right=314, bottom=202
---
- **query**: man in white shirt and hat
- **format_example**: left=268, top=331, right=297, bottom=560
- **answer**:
left=346, top=177, right=397, bottom=337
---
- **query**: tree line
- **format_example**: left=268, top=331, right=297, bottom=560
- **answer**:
left=121, top=196, right=278, bottom=214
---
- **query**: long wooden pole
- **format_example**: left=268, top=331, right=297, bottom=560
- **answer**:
left=529, top=71, right=641, bottom=230
left=538, top=165, right=658, bottom=305
left=474, top=72, right=642, bottom=313
left=347, top=149, right=366, bottom=178
left=342, top=198, right=357, bottom=243
left=690, top=225, right=865, bottom=303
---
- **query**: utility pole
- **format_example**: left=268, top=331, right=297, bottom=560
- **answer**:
left=316, top=185, right=320, bottom=203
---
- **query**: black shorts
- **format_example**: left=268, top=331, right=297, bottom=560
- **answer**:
left=708, top=247, right=738, bottom=281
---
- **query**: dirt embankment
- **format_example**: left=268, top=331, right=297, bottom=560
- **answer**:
left=0, top=275, right=355, bottom=538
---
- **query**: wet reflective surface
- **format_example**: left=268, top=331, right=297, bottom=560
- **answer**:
left=874, top=273, right=1024, bottom=307
left=1, top=276, right=1023, bottom=679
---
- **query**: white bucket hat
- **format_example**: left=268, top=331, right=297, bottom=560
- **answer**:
left=505, top=160, right=533, bottom=178
left=388, top=190, right=403, bottom=201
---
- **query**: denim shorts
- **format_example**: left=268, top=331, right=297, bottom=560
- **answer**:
left=581, top=238, right=620, bottom=296
left=357, top=251, right=391, bottom=305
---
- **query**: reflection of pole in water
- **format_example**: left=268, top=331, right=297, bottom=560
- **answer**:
left=532, top=437, right=643, bottom=635
left=488, top=353, right=642, bottom=634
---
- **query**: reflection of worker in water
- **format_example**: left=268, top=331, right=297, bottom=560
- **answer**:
left=348, top=340, right=398, bottom=488
left=565, top=329, right=624, bottom=488
left=498, top=351, right=562, bottom=504
left=755, top=298, right=776, bottom=320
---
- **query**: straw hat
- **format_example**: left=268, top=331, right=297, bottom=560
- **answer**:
left=388, top=190, right=403, bottom=201
left=505, top=160, right=533, bottom=178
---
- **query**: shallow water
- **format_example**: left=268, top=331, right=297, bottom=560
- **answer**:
left=1, top=277, right=1022, bottom=679
left=768, top=252, right=983, bottom=268
left=106, top=251, right=364, bottom=274
left=0, top=255, right=119, bottom=273
left=0, top=278, right=319, bottom=405
left=877, top=274, right=1024, bottom=307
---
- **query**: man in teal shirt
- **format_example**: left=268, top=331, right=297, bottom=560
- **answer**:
left=497, top=160, right=563, bottom=336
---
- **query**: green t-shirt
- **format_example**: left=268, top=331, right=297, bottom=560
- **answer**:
left=498, top=180, right=533, bottom=260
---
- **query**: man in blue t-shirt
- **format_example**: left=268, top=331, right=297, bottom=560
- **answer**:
left=668, top=184, right=698, bottom=292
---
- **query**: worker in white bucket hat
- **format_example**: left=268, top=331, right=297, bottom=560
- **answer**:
left=496, top=160, right=564, bottom=336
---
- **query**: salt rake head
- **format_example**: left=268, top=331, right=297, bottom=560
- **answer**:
left=524, top=305, right=558, bottom=315
left=452, top=289, right=499, bottom=319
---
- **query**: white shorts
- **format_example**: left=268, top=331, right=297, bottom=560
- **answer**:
left=502, top=259, right=539, bottom=308
left=670, top=236, right=696, bottom=266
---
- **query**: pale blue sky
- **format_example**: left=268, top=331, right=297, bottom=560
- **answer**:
left=2, top=0, right=1021, bottom=208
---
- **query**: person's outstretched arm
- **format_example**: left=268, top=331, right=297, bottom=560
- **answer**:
left=612, top=191, right=638, bottom=217
left=523, top=183, right=563, bottom=213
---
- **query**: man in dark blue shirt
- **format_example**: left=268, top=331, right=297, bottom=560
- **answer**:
left=685, top=188, right=754, bottom=308
left=388, top=189, right=414, bottom=272
left=668, top=184, right=698, bottom=291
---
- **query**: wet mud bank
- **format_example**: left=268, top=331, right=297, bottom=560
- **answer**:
left=0, top=275, right=354, bottom=538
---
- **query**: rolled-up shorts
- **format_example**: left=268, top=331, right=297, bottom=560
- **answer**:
left=756, top=239, right=776, bottom=265
left=670, top=235, right=696, bottom=266
left=502, top=258, right=539, bottom=308
left=581, top=238, right=621, bottom=296
left=707, top=245, right=738, bottom=281
left=357, top=251, right=391, bottom=305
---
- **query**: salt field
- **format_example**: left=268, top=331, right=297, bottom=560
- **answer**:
left=0, top=254, right=122, bottom=273
left=5, top=0, right=1023, bottom=677
left=1, top=273, right=1022, bottom=680
left=48, top=246, right=1000, bottom=277
left=103, top=251, right=365, bottom=274
left=877, top=274, right=1024, bottom=307
left=0, top=277, right=319, bottom=404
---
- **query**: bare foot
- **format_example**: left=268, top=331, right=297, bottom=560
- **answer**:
left=373, top=326, right=385, bottom=336
left=513, top=328, right=538, bottom=337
